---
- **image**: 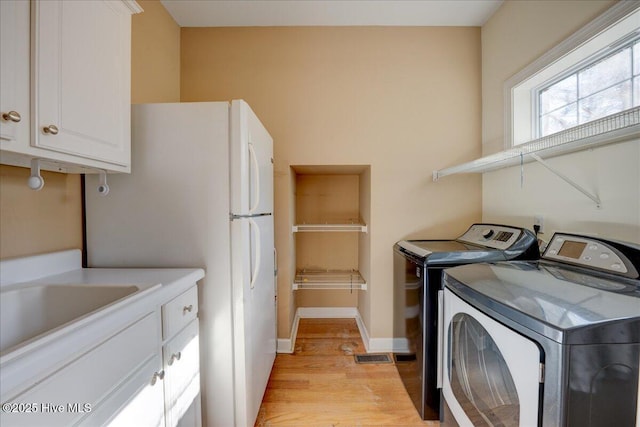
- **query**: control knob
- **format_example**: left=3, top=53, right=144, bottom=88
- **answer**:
left=481, top=229, right=494, bottom=239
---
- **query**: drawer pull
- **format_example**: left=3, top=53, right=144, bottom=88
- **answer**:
left=42, top=124, right=59, bottom=135
left=150, top=370, right=165, bottom=386
left=168, top=351, right=182, bottom=366
left=2, top=111, right=21, bottom=122
left=183, top=304, right=193, bottom=315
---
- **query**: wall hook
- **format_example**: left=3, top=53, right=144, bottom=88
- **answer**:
left=97, top=170, right=110, bottom=196
left=27, top=158, right=44, bottom=191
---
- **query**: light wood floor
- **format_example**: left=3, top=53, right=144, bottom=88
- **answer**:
left=255, top=318, right=439, bottom=426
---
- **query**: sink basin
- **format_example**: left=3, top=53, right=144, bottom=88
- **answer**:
left=0, top=284, right=139, bottom=354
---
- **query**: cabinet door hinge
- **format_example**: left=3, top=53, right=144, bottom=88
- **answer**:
left=539, top=363, right=545, bottom=383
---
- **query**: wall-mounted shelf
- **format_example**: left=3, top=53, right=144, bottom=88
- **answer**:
left=292, top=218, right=367, bottom=233
left=293, top=269, right=367, bottom=291
left=432, top=107, right=640, bottom=181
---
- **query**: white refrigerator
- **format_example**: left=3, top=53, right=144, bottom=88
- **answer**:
left=85, top=101, right=276, bottom=427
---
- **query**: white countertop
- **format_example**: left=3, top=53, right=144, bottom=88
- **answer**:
left=0, top=250, right=205, bottom=399
left=2, top=266, right=205, bottom=300
left=0, top=249, right=204, bottom=306
left=0, top=249, right=204, bottom=289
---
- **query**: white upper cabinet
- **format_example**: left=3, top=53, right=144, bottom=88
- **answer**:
left=33, top=0, right=134, bottom=168
left=0, top=0, right=141, bottom=174
left=0, top=0, right=30, bottom=145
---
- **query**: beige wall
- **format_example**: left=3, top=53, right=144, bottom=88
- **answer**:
left=481, top=0, right=640, bottom=244
left=181, top=27, right=483, bottom=339
left=0, top=166, right=83, bottom=258
left=357, top=166, right=372, bottom=333
left=131, top=0, right=181, bottom=103
left=0, top=0, right=180, bottom=260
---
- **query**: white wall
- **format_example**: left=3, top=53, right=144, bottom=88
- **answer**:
left=481, top=0, right=639, bottom=244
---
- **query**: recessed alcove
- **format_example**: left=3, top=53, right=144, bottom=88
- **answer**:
left=290, top=165, right=371, bottom=308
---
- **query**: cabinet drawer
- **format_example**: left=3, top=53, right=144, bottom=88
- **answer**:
left=1, top=313, right=158, bottom=427
left=162, top=286, right=198, bottom=340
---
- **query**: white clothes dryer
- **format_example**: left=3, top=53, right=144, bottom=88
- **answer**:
left=441, top=232, right=640, bottom=427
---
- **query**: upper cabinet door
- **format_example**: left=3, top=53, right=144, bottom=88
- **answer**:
left=32, top=0, right=134, bottom=167
left=0, top=0, right=30, bottom=144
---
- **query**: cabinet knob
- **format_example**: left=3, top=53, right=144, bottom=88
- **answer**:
left=168, top=351, right=182, bottom=366
left=183, top=305, right=193, bottom=315
left=2, top=111, right=21, bottom=123
left=150, top=370, right=165, bottom=386
left=42, top=125, right=59, bottom=135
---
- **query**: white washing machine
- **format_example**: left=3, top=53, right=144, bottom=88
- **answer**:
left=441, top=232, right=640, bottom=427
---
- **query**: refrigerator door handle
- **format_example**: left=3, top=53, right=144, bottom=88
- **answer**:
left=230, top=212, right=271, bottom=220
left=248, top=142, right=260, bottom=214
left=248, top=218, right=261, bottom=289
left=274, top=247, right=278, bottom=278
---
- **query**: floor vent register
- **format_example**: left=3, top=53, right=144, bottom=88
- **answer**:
left=354, top=353, right=393, bottom=364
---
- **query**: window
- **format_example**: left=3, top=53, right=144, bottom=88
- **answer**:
left=432, top=2, right=640, bottom=182
left=538, top=39, right=640, bottom=137
left=507, top=3, right=640, bottom=147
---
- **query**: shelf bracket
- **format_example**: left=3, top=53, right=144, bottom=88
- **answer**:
left=529, top=153, right=601, bottom=208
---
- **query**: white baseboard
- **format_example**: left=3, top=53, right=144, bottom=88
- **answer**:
left=276, top=307, right=400, bottom=354
left=276, top=338, right=294, bottom=354
left=297, top=307, right=359, bottom=318
left=353, top=312, right=371, bottom=352
left=390, top=338, right=411, bottom=354
left=276, top=314, right=300, bottom=354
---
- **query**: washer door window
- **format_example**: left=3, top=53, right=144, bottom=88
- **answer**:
left=442, top=289, right=542, bottom=427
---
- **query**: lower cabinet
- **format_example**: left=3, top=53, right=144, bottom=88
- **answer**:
left=163, top=320, right=201, bottom=427
left=0, top=312, right=160, bottom=427
left=109, top=286, right=202, bottom=427
left=0, top=285, right=201, bottom=427
left=86, top=354, right=166, bottom=427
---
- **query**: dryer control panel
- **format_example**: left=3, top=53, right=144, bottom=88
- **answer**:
left=544, top=233, right=640, bottom=279
left=457, top=224, right=522, bottom=250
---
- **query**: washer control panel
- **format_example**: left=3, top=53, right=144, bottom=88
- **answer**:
left=457, top=224, right=521, bottom=250
left=544, top=233, right=631, bottom=274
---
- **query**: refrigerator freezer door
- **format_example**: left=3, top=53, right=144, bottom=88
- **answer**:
left=230, top=100, right=274, bottom=215
left=230, top=214, right=276, bottom=427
